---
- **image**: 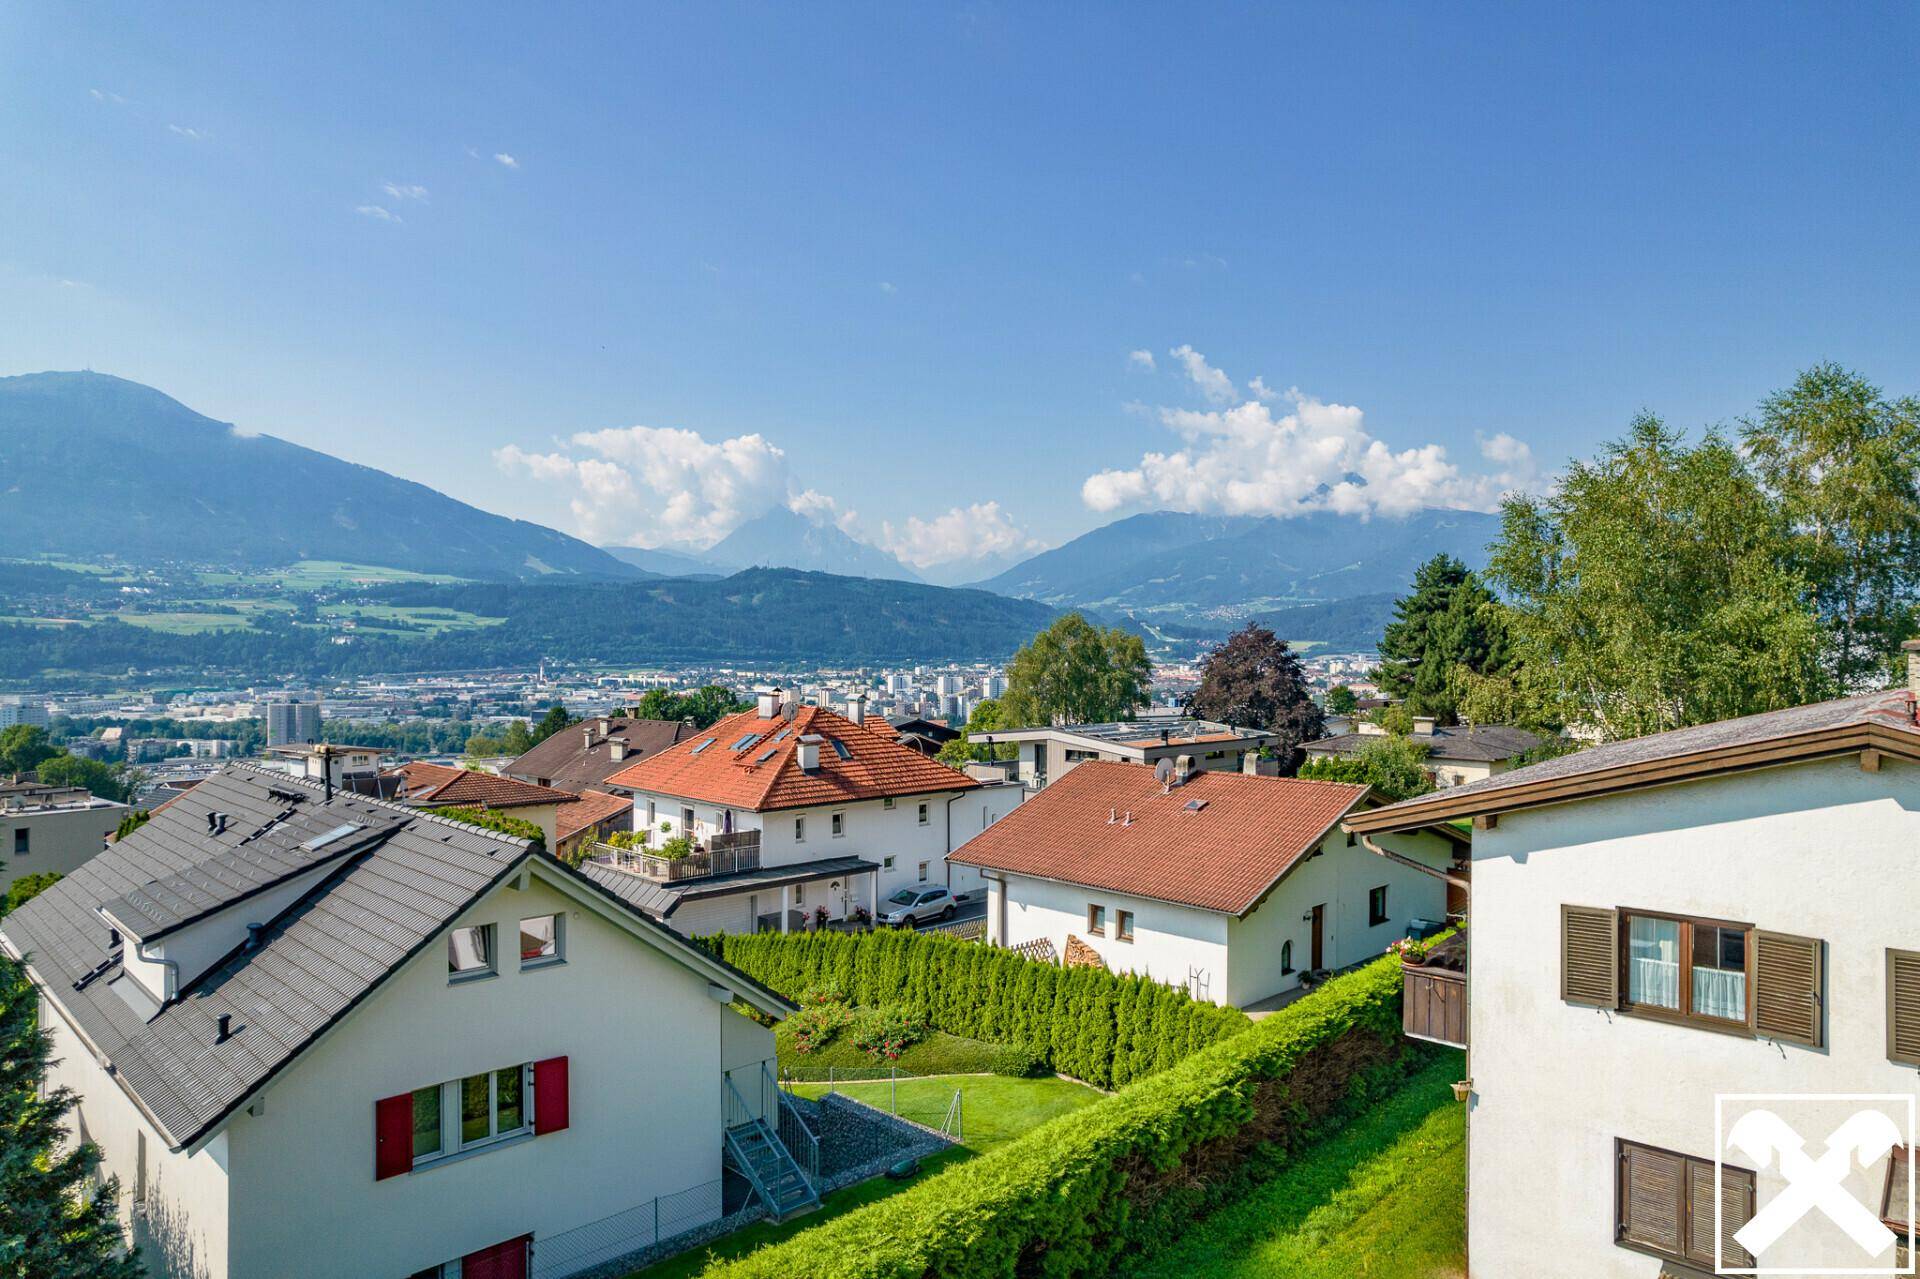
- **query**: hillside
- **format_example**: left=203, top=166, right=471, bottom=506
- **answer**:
left=0, top=568, right=1058, bottom=679
left=0, top=372, right=642, bottom=581
left=975, top=509, right=1501, bottom=618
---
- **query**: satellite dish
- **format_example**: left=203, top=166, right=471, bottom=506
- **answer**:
left=1154, top=758, right=1176, bottom=784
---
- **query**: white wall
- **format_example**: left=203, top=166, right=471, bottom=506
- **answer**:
left=222, top=870, right=773, bottom=1279
left=0, top=802, right=123, bottom=892
left=41, top=994, right=232, bottom=1279
left=995, top=871, right=1232, bottom=1003
left=1467, top=756, right=1920, bottom=1278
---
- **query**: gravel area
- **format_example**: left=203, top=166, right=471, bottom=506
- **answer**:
left=802, top=1091, right=958, bottom=1194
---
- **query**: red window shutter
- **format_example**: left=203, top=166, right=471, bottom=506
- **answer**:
left=534, top=1056, right=570, bottom=1134
left=462, top=1234, right=531, bottom=1279
left=374, top=1093, right=413, bottom=1180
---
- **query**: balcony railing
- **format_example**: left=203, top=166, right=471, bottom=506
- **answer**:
left=594, top=830, right=762, bottom=882
left=1402, top=929, right=1467, bottom=1049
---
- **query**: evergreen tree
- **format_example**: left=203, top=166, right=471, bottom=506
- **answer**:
left=1184, top=624, right=1325, bottom=773
left=530, top=704, right=574, bottom=745
left=0, top=953, right=143, bottom=1279
left=1375, top=554, right=1511, bottom=724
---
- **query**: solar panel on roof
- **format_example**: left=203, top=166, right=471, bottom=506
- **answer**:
left=689, top=737, right=717, bottom=754
left=302, top=822, right=364, bottom=851
left=829, top=739, right=852, bottom=760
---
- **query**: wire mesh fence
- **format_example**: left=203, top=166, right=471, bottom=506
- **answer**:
left=528, top=1179, right=724, bottom=1279
left=781, top=1066, right=963, bottom=1141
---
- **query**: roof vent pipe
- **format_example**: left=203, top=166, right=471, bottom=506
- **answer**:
left=215, top=1013, right=233, bottom=1044
left=1107, top=807, right=1116, bottom=825
left=1122, top=810, right=1133, bottom=827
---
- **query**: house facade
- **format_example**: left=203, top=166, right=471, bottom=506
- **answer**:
left=1, top=764, right=797, bottom=1279
left=953, top=759, right=1459, bottom=1007
left=971, top=717, right=1275, bottom=791
left=1348, top=670, right=1920, bottom=1277
left=594, top=692, right=1022, bottom=936
left=1303, top=718, right=1541, bottom=788
left=503, top=716, right=694, bottom=793
left=0, top=781, right=126, bottom=892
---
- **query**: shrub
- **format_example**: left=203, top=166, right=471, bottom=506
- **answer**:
left=707, top=956, right=1421, bottom=1279
left=848, top=1004, right=927, bottom=1061
left=2, top=872, right=62, bottom=917
left=656, top=834, right=694, bottom=860
left=435, top=806, right=546, bottom=852
left=989, top=1044, right=1045, bottom=1078
left=697, top=928, right=1251, bottom=1089
left=787, top=999, right=854, bottom=1055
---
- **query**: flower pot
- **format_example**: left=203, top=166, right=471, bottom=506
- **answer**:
left=1451, top=1079, right=1473, bottom=1103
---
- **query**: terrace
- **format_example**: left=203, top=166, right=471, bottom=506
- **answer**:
left=1401, top=928, right=1467, bottom=1049
left=593, top=830, right=762, bottom=882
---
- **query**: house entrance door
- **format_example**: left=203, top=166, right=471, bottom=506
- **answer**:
left=1310, top=904, right=1325, bottom=971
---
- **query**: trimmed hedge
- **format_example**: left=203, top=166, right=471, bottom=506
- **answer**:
left=699, top=929, right=1250, bottom=1089
left=698, top=955, right=1419, bottom=1279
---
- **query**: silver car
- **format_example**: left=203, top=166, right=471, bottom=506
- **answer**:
left=878, top=884, right=956, bottom=927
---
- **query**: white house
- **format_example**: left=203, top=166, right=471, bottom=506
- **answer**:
left=0, top=781, right=126, bottom=893
left=951, top=758, right=1460, bottom=1008
left=594, top=691, right=1022, bottom=936
left=0, top=763, right=802, bottom=1279
left=969, top=716, right=1275, bottom=791
left=1302, top=718, right=1542, bottom=788
left=1346, top=654, right=1920, bottom=1277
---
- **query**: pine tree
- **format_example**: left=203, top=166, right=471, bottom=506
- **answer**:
left=0, top=953, right=143, bottom=1279
left=1375, top=553, right=1511, bottom=724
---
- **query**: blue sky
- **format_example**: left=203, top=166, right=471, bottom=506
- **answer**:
left=4, top=4, right=1917, bottom=577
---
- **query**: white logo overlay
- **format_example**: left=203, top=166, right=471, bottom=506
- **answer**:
left=1715, top=1094, right=1917, bottom=1276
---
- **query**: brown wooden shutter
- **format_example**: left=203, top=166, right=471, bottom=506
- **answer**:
left=1618, top=1142, right=1684, bottom=1256
left=1685, top=1158, right=1755, bottom=1270
left=1561, top=904, right=1618, bottom=1007
left=1888, top=951, right=1920, bottom=1067
left=1753, top=930, right=1823, bottom=1047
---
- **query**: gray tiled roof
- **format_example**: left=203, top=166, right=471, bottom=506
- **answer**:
left=1367, top=688, right=1920, bottom=816
left=0, top=762, right=791, bottom=1152
left=581, top=854, right=878, bottom=918
left=1305, top=723, right=1543, bottom=763
left=504, top=717, right=693, bottom=794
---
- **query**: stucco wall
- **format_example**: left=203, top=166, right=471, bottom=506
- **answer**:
left=0, top=802, right=123, bottom=892
left=995, top=871, right=1232, bottom=1002
left=221, top=870, right=772, bottom=1279
left=41, top=992, right=232, bottom=1279
left=1468, top=756, right=1920, bottom=1277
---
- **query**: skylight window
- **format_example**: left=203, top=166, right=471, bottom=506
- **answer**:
left=302, top=822, right=364, bottom=851
left=772, top=728, right=792, bottom=743
left=1183, top=799, right=1208, bottom=813
left=829, top=738, right=852, bottom=761
left=755, top=746, right=779, bottom=763
left=689, top=737, right=717, bottom=755
left=731, top=733, right=763, bottom=752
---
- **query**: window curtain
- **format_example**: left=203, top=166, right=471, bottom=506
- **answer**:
left=1692, top=966, right=1747, bottom=1021
left=1628, top=916, right=1680, bottom=1009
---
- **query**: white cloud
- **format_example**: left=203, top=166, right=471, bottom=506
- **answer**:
left=382, top=182, right=429, bottom=202
left=494, top=152, right=519, bottom=169
left=90, top=89, right=128, bottom=105
left=1082, top=356, right=1540, bottom=519
left=1127, top=349, right=1156, bottom=372
left=880, top=502, right=1042, bottom=569
left=878, top=281, right=897, bottom=295
left=354, top=204, right=402, bottom=223
left=496, top=424, right=794, bottom=548
left=788, top=488, right=860, bottom=534
left=167, top=124, right=208, bottom=141
left=1170, top=344, right=1234, bottom=405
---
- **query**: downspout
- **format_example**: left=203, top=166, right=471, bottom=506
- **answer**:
left=137, top=939, right=180, bottom=1002
left=1355, top=832, right=1469, bottom=891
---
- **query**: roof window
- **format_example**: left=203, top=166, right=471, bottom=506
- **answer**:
left=689, top=737, right=717, bottom=755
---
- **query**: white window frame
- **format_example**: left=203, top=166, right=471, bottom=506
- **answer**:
left=883, top=856, right=896, bottom=870
left=917, top=802, right=930, bottom=826
left=415, top=1063, right=535, bottom=1167
left=831, top=812, right=845, bottom=838
left=917, top=861, right=930, bottom=882
left=794, top=817, right=806, bottom=843
left=882, top=797, right=895, bottom=810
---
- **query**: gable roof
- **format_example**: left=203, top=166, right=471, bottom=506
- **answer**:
left=1304, top=722, right=1543, bottom=764
left=0, top=764, right=791, bottom=1153
left=554, top=789, right=633, bottom=843
left=950, top=760, right=1366, bottom=915
left=604, top=705, right=978, bottom=812
left=390, top=762, right=575, bottom=810
left=504, top=717, right=694, bottom=793
left=1346, top=687, right=1920, bottom=835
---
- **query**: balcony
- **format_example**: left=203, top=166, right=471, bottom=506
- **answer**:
left=1401, top=929, right=1467, bottom=1049
left=593, top=830, right=762, bottom=883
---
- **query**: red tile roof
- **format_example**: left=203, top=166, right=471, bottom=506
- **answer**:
left=950, top=760, right=1366, bottom=915
left=554, top=789, right=634, bottom=842
left=603, top=705, right=978, bottom=812
left=389, top=762, right=574, bottom=811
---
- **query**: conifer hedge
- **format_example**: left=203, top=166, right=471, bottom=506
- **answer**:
left=700, top=929, right=1251, bottom=1089
left=700, top=955, right=1418, bottom=1279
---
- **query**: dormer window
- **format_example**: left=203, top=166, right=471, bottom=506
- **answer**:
left=448, top=925, right=495, bottom=982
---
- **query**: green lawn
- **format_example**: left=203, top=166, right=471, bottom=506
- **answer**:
left=318, top=603, right=505, bottom=634
left=111, top=610, right=261, bottom=634
left=774, top=1019, right=1018, bottom=1077
left=198, top=559, right=470, bottom=588
left=1133, top=1051, right=1467, bottom=1279
left=789, top=1074, right=1102, bottom=1153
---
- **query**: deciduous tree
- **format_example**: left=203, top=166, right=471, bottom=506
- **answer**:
left=1183, top=624, right=1324, bottom=773
left=1002, top=613, right=1151, bottom=726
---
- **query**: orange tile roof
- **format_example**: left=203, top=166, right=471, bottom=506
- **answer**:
left=390, top=762, right=574, bottom=811
left=950, top=760, right=1366, bottom=915
left=603, top=705, right=979, bottom=812
left=554, top=789, right=634, bottom=842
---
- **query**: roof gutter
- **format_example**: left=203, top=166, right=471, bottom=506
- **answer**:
left=1356, top=832, right=1469, bottom=891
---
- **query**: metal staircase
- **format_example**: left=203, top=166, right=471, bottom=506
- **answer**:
left=724, top=1074, right=820, bottom=1222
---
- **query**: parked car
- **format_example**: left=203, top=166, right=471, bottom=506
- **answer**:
left=877, top=884, right=956, bottom=927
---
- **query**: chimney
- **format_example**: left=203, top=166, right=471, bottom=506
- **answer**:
left=757, top=688, right=783, bottom=719
left=583, top=727, right=594, bottom=751
left=848, top=690, right=867, bottom=726
left=1905, top=640, right=1920, bottom=702
left=1173, top=754, right=1195, bottom=785
left=610, top=739, right=629, bottom=762
left=1412, top=717, right=1437, bottom=737
left=797, top=733, right=824, bottom=771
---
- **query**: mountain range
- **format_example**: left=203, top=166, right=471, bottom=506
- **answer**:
left=0, top=372, right=643, bottom=581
